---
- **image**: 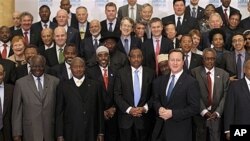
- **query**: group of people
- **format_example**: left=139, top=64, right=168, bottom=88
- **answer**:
left=0, top=0, right=250, bottom=141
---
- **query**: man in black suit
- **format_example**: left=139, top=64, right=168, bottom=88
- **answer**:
left=151, top=49, right=200, bottom=141
left=162, top=0, right=199, bottom=39
left=117, top=17, right=142, bottom=56
left=12, top=12, right=40, bottom=46
left=55, top=9, right=80, bottom=48
left=44, top=27, right=67, bottom=67
left=118, top=0, right=142, bottom=22
left=224, top=59, right=250, bottom=140
left=74, top=6, right=91, bottom=40
left=51, top=43, right=77, bottom=81
left=223, top=33, right=250, bottom=80
left=216, top=0, right=240, bottom=26
left=56, top=57, right=104, bottom=141
left=15, top=45, right=39, bottom=80
left=32, top=5, right=57, bottom=47
left=163, top=22, right=180, bottom=49
left=0, top=26, right=13, bottom=59
left=191, top=48, right=229, bottom=141
left=114, top=47, right=155, bottom=141
left=185, top=0, right=204, bottom=20
left=0, top=64, right=14, bottom=141
left=0, top=59, right=16, bottom=84
left=80, top=19, right=101, bottom=60
left=52, top=0, right=78, bottom=28
left=142, top=17, right=174, bottom=75
left=180, top=34, right=203, bottom=73
left=9, top=11, right=21, bottom=33
left=139, top=3, right=153, bottom=39
left=101, top=2, right=121, bottom=35
left=39, top=28, right=54, bottom=55
left=239, top=1, right=250, bottom=30
left=86, top=46, right=118, bottom=141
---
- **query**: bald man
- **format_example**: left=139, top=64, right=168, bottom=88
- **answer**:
left=9, top=11, right=21, bottom=33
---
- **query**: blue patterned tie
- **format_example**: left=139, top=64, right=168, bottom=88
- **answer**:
left=133, top=70, right=140, bottom=107
left=166, top=75, right=175, bottom=102
left=124, top=39, right=129, bottom=55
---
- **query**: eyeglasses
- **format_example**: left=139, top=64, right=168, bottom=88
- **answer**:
left=232, top=39, right=244, bottom=43
left=246, top=38, right=250, bottom=40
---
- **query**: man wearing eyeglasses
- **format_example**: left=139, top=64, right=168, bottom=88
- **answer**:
left=191, top=48, right=229, bottom=141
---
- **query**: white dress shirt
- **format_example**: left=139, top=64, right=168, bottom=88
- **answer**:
left=32, top=74, right=44, bottom=91
left=0, top=83, right=4, bottom=112
left=73, top=76, right=85, bottom=87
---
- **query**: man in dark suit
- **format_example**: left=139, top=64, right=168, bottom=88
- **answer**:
left=52, top=0, right=78, bottom=28
left=151, top=49, right=200, bottom=141
left=162, top=0, right=199, bottom=39
left=74, top=6, right=91, bottom=40
left=0, top=26, right=14, bottom=59
left=180, top=34, right=203, bottom=73
left=0, top=59, right=16, bottom=84
left=114, top=47, right=155, bottom=141
left=224, top=59, right=250, bottom=140
left=32, top=5, right=57, bottom=47
left=223, top=33, right=250, bottom=80
left=0, top=64, right=14, bottom=141
left=12, top=55, right=59, bottom=141
left=9, top=11, right=21, bottom=33
left=39, top=28, right=54, bottom=55
left=239, top=1, right=250, bottom=30
left=51, top=43, right=77, bottom=81
left=56, top=57, right=104, bottom=141
left=185, top=0, right=204, bottom=20
left=80, top=19, right=101, bottom=60
left=139, top=3, right=153, bottom=39
left=191, top=48, right=229, bottom=141
left=163, top=22, right=180, bottom=49
left=142, top=17, right=174, bottom=75
left=86, top=46, right=118, bottom=141
left=55, top=9, right=80, bottom=48
left=101, top=2, right=121, bottom=35
left=118, top=0, right=142, bottom=22
left=16, top=45, right=39, bottom=80
left=12, top=12, right=40, bottom=46
left=117, top=17, right=142, bottom=56
left=44, top=27, right=67, bottom=67
left=216, top=0, right=240, bottom=26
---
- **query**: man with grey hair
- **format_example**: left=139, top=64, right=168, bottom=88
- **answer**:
left=239, top=0, right=250, bottom=30
left=12, top=55, right=59, bottom=141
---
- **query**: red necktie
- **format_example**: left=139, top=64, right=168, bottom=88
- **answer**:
left=155, top=39, right=160, bottom=75
left=207, top=71, right=212, bottom=106
left=2, top=43, right=7, bottom=59
left=224, top=9, right=229, bottom=25
left=24, top=31, right=29, bottom=45
left=103, top=68, right=108, bottom=90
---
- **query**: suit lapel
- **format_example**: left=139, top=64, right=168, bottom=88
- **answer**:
left=27, top=74, right=43, bottom=102
left=200, top=67, right=208, bottom=91
left=107, top=67, right=115, bottom=92
left=242, top=79, right=250, bottom=102
left=3, top=85, right=9, bottom=117
left=168, top=73, right=185, bottom=102
left=213, top=68, right=221, bottom=105
left=161, top=75, right=169, bottom=107
left=81, top=78, right=92, bottom=102
left=127, top=67, right=134, bottom=105
left=42, top=74, right=50, bottom=101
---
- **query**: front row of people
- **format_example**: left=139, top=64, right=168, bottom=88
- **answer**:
left=0, top=47, right=249, bottom=141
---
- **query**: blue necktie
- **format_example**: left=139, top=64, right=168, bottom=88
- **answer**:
left=124, top=39, right=129, bottom=55
left=37, top=77, right=43, bottom=97
left=108, top=23, right=113, bottom=32
left=237, top=54, right=242, bottom=79
left=133, top=70, right=140, bottom=107
left=166, top=75, right=175, bottom=102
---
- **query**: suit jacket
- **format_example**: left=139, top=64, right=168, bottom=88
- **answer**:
left=191, top=66, right=229, bottom=115
left=12, top=74, right=59, bottom=141
left=151, top=72, right=200, bottom=141
left=142, top=37, right=174, bottom=71
left=118, top=4, right=142, bottom=22
left=55, top=78, right=104, bottom=141
left=184, top=52, right=203, bottom=73
left=80, top=36, right=100, bottom=60
left=114, top=66, right=155, bottom=129
left=53, top=12, right=78, bottom=28
left=71, top=22, right=91, bottom=39
left=12, top=28, right=40, bottom=46
left=44, top=45, right=59, bottom=67
left=0, top=59, right=16, bottom=84
left=2, top=84, right=14, bottom=141
left=216, top=6, right=240, bottom=26
left=100, top=19, right=121, bottom=35
left=185, top=5, right=204, bottom=20
left=239, top=16, right=250, bottom=30
left=223, top=51, right=250, bottom=77
left=224, top=78, right=250, bottom=131
left=117, top=36, right=142, bottom=55
left=50, top=63, right=70, bottom=81
left=162, top=14, right=199, bottom=36
left=67, top=27, right=81, bottom=49
left=86, top=65, right=116, bottom=109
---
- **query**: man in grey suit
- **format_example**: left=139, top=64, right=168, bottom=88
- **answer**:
left=12, top=55, right=60, bottom=141
left=191, top=48, right=229, bottom=141
left=118, top=0, right=142, bottom=22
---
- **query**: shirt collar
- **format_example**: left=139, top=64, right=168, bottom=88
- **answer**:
left=32, top=74, right=44, bottom=81
left=0, top=83, right=4, bottom=87
left=205, top=67, right=215, bottom=75
left=131, top=66, right=143, bottom=73
left=170, top=69, right=183, bottom=77
left=73, top=76, right=85, bottom=83
left=56, top=44, right=66, bottom=50
left=152, top=36, right=162, bottom=42
left=245, top=76, right=250, bottom=85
